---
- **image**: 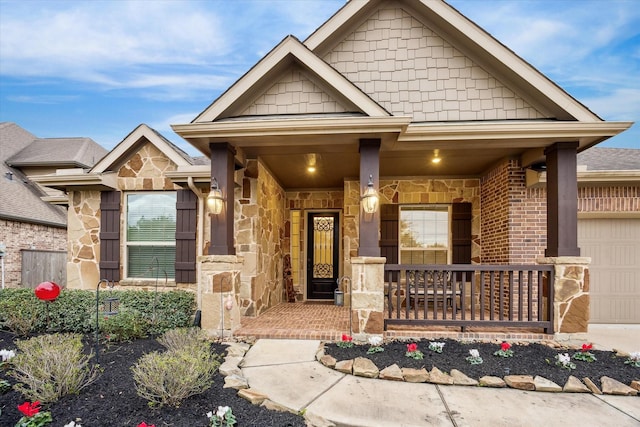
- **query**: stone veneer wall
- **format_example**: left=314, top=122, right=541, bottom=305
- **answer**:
left=0, top=219, right=66, bottom=288
left=66, top=142, right=197, bottom=292
left=283, top=189, right=345, bottom=297
left=343, top=178, right=481, bottom=279
left=235, top=160, right=286, bottom=316
left=323, top=2, right=547, bottom=122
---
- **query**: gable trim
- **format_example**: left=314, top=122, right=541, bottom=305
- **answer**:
left=192, top=36, right=389, bottom=123
left=91, top=124, right=191, bottom=174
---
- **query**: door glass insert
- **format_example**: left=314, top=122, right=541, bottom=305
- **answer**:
left=312, top=216, right=335, bottom=278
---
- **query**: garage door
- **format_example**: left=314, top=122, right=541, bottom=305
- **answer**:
left=578, top=218, right=640, bottom=323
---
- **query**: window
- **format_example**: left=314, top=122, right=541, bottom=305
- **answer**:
left=399, top=205, right=450, bottom=264
left=125, top=192, right=176, bottom=279
left=290, top=210, right=301, bottom=285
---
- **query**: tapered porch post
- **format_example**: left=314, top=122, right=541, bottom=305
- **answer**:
left=358, top=139, right=381, bottom=257
left=544, top=141, right=580, bottom=257
left=209, top=142, right=236, bottom=255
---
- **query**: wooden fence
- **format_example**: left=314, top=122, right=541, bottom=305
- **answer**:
left=20, top=249, right=66, bottom=288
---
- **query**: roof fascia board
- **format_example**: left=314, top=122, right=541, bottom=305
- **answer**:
left=191, top=36, right=388, bottom=123
left=31, top=171, right=118, bottom=191
left=91, top=124, right=191, bottom=174
left=174, top=116, right=410, bottom=140
left=400, top=121, right=634, bottom=142
left=0, top=213, right=66, bottom=229
left=531, top=170, right=640, bottom=186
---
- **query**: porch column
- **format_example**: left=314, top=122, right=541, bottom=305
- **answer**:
left=209, top=142, right=236, bottom=255
left=351, top=256, right=385, bottom=340
left=198, top=255, right=243, bottom=337
left=544, top=141, right=580, bottom=257
left=358, top=139, right=381, bottom=257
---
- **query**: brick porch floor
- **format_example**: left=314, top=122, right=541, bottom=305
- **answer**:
left=232, top=302, right=554, bottom=342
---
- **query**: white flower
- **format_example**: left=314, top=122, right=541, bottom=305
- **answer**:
left=216, top=406, right=230, bottom=418
left=206, top=411, right=214, bottom=419
left=558, top=353, right=571, bottom=365
left=630, top=352, right=640, bottom=361
left=368, top=336, right=383, bottom=346
left=469, top=349, right=480, bottom=358
left=0, top=349, right=15, bottom=362
left=64, top=422, right=82, bottom=427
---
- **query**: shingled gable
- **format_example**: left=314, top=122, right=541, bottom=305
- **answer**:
left=192, top=35, right=390, bottom=123
left=91, top=123, right=192, bottom=174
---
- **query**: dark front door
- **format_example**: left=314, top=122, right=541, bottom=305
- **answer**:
left=306, top=212, right=339, bottom=300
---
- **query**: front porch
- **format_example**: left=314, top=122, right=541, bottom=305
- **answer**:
left=231, top=301, right=556, bottom=342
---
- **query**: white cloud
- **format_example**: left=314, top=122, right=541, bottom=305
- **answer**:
left=582, top=88, right=640, bottom=122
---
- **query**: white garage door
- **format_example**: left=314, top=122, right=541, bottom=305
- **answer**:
left=578, top=218, right=640, bottom=323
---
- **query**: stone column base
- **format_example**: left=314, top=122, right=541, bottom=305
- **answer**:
left=538, top=256, right=591, bottom=335
left=350, top=256, right=386, bottom=341
left=198, top=255, right=244, bottom=337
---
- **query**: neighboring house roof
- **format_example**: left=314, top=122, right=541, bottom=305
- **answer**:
left=6, top=137, right=107, bottom=168
left=0, top=122, right=105, bottom=227
left=578, top=147, right=640, bottom=171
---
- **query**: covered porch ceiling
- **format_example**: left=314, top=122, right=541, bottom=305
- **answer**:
left=172, top=116, right=632, bottom=189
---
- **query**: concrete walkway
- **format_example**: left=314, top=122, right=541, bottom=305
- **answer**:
left=240, top=336, right=640, bottom=427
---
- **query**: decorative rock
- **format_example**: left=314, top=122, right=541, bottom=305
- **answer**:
left=353, top=357, right=379, bottom=378
left=238, top=388, right=268, bottom=405
left=335, top=359, right=354, bottom=374
left=320, top=354, right=337, bottom=368
left=223, top=374, right=249, bottom=389
left=601, top=376, right=638, bottom=396
left=379, top=364, right=404, bottom=381
left=583, top=377, right=602, bottom=395
left=563, top=376, right=590, bottom=393
left=534, top=376, right=562, bottom=392
left=219, top=357, right=243, bottom=377
left=225, top=342, right=251, bottom=357
left=402, top=367, right=430, bottom=383
left=614, top=349, right=630, bottom=358
left=429, top=367, right=454, bottom=385
left=479, top=376, right=506, bottom=388
left=315, top=346, right=326, bottom=361
left=504, top=375, right=535, bottom=391
left=630, top=380, right=640, bottom=392
left=450, top=369, right=479, bottom=386
left=261, top=399, right=292, bottom=413
left=304, top=412, right=336, bottom=427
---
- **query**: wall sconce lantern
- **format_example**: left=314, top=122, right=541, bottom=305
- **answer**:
left=207, top=178, right=225, bottom=215
left=361, top=174, right=379, bottom=214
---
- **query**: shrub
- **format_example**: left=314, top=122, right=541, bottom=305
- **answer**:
left=0, top=288, right=196, bottom=336
left=99, top=308, right=150, bottom=342
left=10, top=333, right=100, bottom=403
left=157, top=327, right=206, bottom=352
left=132, top=334, right=220, bottom=408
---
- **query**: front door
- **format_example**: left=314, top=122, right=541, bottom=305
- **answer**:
left=306, top=212, right=339, bottom=300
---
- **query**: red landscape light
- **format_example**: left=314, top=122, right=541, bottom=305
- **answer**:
left=34, top=281, right=61, bottom=301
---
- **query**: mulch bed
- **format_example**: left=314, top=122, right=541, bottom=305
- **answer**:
left=324, top=338, right=640, bottom=388
left=0, top=330, right=306, bottom=427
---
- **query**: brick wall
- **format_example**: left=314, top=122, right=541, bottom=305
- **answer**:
left=578, top=186, right=640, bottom=213
left=0, top=218, right=66, bottom=287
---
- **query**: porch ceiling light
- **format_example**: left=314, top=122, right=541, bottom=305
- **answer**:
left=432, top=149, right=441, bottom=164
left=361, top=174, right=379, bottom=214
left=207, top=178, right=225, bottom=215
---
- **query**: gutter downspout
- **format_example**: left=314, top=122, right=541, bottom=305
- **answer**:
left=187, top=177, right=204, bottom=311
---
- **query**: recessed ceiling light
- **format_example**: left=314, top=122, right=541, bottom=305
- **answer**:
left=432, top=149, right=441, bottom=164
left=432, top=157, right=441, bottom=164
left=307, top=166, right=316, bottom=173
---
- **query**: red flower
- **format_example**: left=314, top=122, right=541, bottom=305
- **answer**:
left=341, top=334, right=352, bottom=342
left=407, top=343, right=418, bottom=353
left=17, top=401, right=40, bottom=417
left=501, top=342, right=511, bottom=351
left=137, top=423, right=155, bottom=427
left=582, top=343, right=593, bottom=352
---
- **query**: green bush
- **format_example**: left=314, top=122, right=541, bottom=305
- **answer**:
left=99, top=308, right=150, bottom=342
left=132, top=330, right=220, bottom=407
left=0, top=288, right=196, bottom=336
left=10, top=333, right=100, bottom=403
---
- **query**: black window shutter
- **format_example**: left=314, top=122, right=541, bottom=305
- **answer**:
left=380, top=203, right=399, bottom=264
left=452, top=202, right=472, bottom=265
left=175, top=189, right=197, bottom=283
left=100, top=191, right=121, bottom=282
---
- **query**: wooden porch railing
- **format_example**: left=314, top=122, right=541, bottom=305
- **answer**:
left=384, top=264, right=554, bottom=333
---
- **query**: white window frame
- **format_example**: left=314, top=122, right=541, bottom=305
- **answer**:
left=124, top=191, right=177, bottom=280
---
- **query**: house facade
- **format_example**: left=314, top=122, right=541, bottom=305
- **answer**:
left=35, top=0, right=634, bottom=337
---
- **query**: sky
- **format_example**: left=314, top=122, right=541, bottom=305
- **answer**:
left=1, top=0, right=638, bottom=157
